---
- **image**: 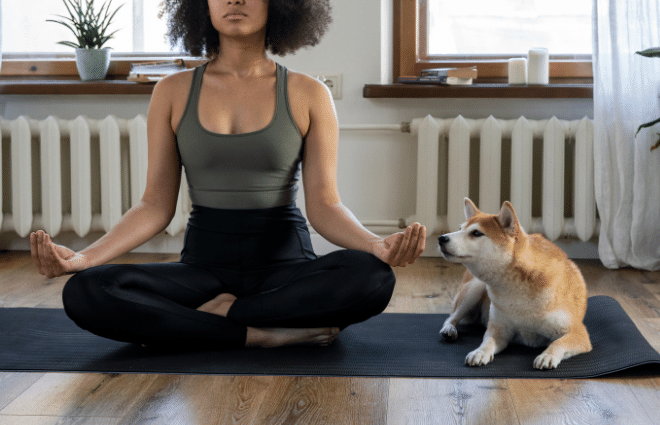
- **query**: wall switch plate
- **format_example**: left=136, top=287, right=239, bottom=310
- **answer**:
left=314, top=74, right=342, bottom=100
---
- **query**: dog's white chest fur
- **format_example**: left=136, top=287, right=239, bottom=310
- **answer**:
left=488, top=287, right=571, bottom=347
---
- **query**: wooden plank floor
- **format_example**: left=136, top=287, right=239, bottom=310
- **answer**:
left=1, top=250, right=659, bottom=425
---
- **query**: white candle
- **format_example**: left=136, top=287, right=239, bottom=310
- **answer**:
left=508, top=58, right=527, bottom=85
left=528, top=47, right=549, bottom=85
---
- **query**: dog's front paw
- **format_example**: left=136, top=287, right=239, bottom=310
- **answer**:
left=465, top=348, right=494, bottom=366
left=440, top=324, right=458, bottom=341
left=533, top=353, right=562, bottom=370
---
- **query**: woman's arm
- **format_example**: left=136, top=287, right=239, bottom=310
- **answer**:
left=31, top=75, right=183, bottom=277
left=300, top=78, right=426, bottom=267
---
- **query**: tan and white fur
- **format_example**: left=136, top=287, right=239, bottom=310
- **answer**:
left=438, top=198, right=592, bottom=369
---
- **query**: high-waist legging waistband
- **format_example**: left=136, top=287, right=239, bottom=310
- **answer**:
left=180, top=202, right=316, bottom=270
left=187, top=202, right=307, bottom=234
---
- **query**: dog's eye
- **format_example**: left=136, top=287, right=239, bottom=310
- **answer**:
left=471, top=230, right=484, bottom=237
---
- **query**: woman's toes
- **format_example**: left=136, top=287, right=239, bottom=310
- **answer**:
left=317, top=328, right=340, bottom=345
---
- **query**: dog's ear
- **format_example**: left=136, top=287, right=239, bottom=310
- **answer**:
left=497, top=201, right=520, bottom=235
left=464, top=198, right=480, bottom=220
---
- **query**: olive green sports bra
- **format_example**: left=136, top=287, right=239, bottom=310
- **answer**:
left=176, top=62, right=304, bottom=210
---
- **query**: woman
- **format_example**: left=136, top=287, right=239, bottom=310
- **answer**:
left=30, top=0, right=426, bottom=349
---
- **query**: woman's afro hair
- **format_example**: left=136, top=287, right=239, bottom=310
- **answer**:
left=160, top=0, right=333, bottom=58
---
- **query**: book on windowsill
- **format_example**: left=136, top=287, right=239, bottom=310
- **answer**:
left=127, top=59, right=187, bottom=83
left=397, top=75, right=473, bottom=85
left=421, top=66, right=478, bottom=79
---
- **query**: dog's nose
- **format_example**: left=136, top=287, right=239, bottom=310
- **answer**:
left=438, top=235, right=450, bottom=245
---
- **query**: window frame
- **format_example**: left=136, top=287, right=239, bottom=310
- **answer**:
left=0, top=53, right=201, bottom=77
left=393, top=0, right=593, bottom=82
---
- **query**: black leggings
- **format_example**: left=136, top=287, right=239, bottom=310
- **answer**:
left=62, top=203, right=396, bottom=349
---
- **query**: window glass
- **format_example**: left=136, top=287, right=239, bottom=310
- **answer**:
left=426, top=0, right=592, bottom=58
left=3, top=0, right=173, bottom=53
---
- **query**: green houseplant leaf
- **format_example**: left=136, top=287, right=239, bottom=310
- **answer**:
left=635, top=47, right=660, bottom=151
left=636, top=47, right=660, bottom=58
left=636, top=117, right=660, bottom=137
left=47, top=0, right=123, bottom=50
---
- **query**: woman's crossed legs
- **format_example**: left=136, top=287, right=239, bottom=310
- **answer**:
left=62, top=250, right=395, bottom=349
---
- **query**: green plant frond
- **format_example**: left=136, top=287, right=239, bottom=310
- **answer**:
left=47, top=19, right=83, bottom=44
left=49, top=14, right=77, bottom=26
left=60, top=0, right=74, bottom=16
left=86, top=0, right=98, bottom=22
left=97, top=29, right=120, bottom=46
left=635, top=116, right=660, bottom=137
left=635, top=47, right=660, bottom=58
left=50, top=0, right=122, bottom=49
left=56, top=41, right=82, bottom=48
left=46, top=18, right=68, bottom=27
left=98, top=0, right=112, bottom=23
left=70, top=0, right=86, bottom=22
left=61, top=0, right=81, bottom=23
left=99, top=2, right=123, bottom=36
left=104, top=28, right=120, bottom=39
left=105, top=1, right=123, bottom=22
left=47, top=19, right=76, bottom=34
left=92, top=2, right=104, bottom=23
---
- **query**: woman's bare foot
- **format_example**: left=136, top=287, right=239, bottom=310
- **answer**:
left=197, top=293, right=237, bottom=317
left=246, top=327, right=341, bottom=348
left=197, top=293, right=340, bottom=348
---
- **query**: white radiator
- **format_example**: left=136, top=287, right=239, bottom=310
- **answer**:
left=0, top=114, right=597, bottom=246
left=0, top=115, right=191, bottom=238
left=407, top=115, right=598, bottom=241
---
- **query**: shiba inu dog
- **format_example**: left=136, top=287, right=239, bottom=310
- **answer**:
left=438, top=198, right=592, bottom=369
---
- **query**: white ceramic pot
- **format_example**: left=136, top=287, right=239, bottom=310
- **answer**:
left=75, top=48, right=111, bottom=80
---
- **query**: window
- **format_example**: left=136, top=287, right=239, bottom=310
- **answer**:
left=394, top=0, right=593, bottom=81
left=424, top=0, right=591, bottom=58
left=3, top=0, right=174, bottom=54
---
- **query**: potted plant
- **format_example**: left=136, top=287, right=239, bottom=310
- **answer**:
left=47, top=0, right=123, bottom=81
left=635, top=47, right=660, bottom=151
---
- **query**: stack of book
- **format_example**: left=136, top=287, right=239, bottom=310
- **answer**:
left=127, top=59, right=187, bottom=83
left=398, top=66, right=477, bottom=85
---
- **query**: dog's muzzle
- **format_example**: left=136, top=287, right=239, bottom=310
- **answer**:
left=438, top=235, right=452, bottom=257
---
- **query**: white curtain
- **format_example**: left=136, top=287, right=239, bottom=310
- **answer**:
left=593, top=0, right=660, bottom=270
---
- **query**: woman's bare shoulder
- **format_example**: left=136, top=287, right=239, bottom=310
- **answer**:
left=284, top=68, right=335, bottom=137
left=152, top=68, right=196, bottom=101
left=286, top=68, right=332, bottom=100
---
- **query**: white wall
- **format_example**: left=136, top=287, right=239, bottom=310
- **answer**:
left=0, top=0, right=597, bottom=258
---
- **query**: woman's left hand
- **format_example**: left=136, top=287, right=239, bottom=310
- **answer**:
left=371, top=222, right=426, bottom=267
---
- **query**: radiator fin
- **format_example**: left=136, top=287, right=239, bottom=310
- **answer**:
left=447, top=115, right=471, bottom=230
left=510, top=116, right=534, bottom=231
left=40, top=117, right=63, bottom=236
left=479, top=116, right=502, bottom=215
left=70, top=116, right=93, bottom=237
left=11, top=117, right=33, bottom=237
left=99, top=116, right=123, bottom=232
left=542, top=117, right=565, bottom=241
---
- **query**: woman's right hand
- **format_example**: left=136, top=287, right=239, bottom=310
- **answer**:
left=30, top=230, right=89, bottom=278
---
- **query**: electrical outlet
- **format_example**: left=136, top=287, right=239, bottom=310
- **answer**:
left=314, top=74, right=342, bottom=100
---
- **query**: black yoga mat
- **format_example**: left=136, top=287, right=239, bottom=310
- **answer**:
left=1, top=296, right=659, bottom=378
